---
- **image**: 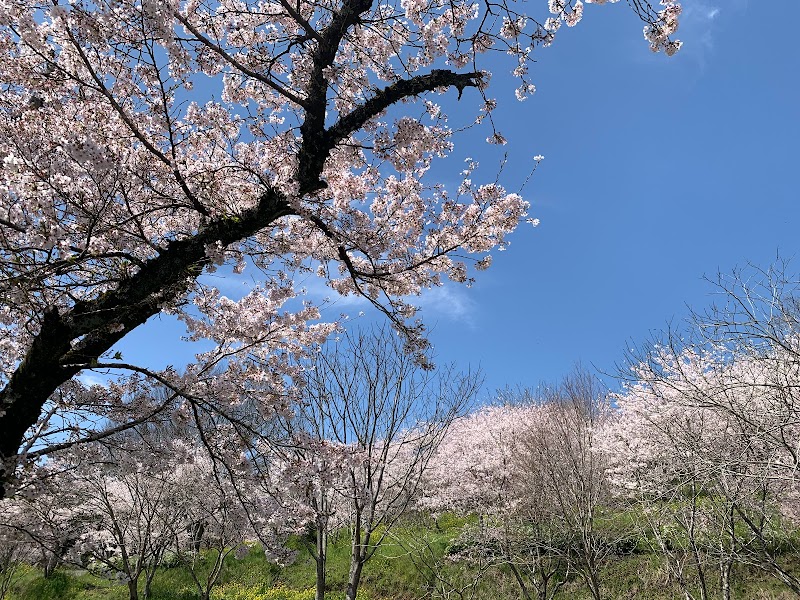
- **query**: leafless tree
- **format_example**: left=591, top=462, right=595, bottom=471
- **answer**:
left=277, top=325, right=481, bottom=600
left=513, top=367, right=618, bottom=600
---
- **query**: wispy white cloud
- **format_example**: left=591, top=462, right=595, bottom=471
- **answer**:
left=197, top=261, right=480, bottom=330
left=415, top=283, right=479, bottom=328
left=678, top=0, right=749, bottom=70
left=682, top=3, right=722, bottom=28
left=295, top=274, right=479, bottom=328
left=630, top=2, right=726, bottom=70
left=198, top=270, right=253, bottom=301
left=673, top=2, right=730, bottom=68
left=78, top=371, right=111, bottom=388
left=296, top=274, right=370, bottom=310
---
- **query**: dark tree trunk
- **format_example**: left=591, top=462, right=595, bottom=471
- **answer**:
left=127, top=578, right=139, bottom=600
left=0, top=193, right=292, bottom=497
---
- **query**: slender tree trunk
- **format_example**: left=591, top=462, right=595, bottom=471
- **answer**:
left=585, top=568, right=601, bottom=600
left=669, top=557, right=695, bottom=600
left=346, top=523, right=366, bottom=600
left=719, top=503, right=736, bottom=600
left=580, top=536, right=601, bottom=600
left=692, top=553, right=708, bottom=600
left=689, top=542, right=708, bottom=600
left=687, top=491, right=708, bottom=600
left=43, top=552, right=58, bottom=578
left=345, top=509, right=365, bottom=600
left=345, top=554, right=364, bottom=600
left=127, top=578, right=139, bottom=600
left=719, top=558, right=732, bottom=600
left=315, top=525, right=327, bottom=600
left=508, top=562, right=533, bottom=600
left=144, top=569, right=156, bottom=600
left=189, top=521, right=205, bottom=552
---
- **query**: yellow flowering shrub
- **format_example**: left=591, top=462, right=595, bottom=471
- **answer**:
left=211, top=583, right=316, bottom=600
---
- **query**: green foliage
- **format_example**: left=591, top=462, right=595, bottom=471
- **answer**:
left=431, top=512, right=475, bottom=534
left=7, top=516, right=800, bottom=600
left=7, top=568, right=119, bottom=600
left=14, top=570, right=74, bottom=600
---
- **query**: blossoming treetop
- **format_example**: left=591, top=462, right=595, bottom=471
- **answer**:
left=0, top=0, right=681, bottom=496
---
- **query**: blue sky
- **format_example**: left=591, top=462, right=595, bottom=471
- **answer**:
left=111, top=0, right=800, bottom=400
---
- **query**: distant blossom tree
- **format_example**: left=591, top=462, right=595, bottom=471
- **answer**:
left=420, top=404, right=530, bottom=517
left=4, top=427, right=259, bottom=600
left=604, top=349, right=800, bottom=600
left=51, top=442, right=192, bottom=600
left=421, top=402, right=561, bottom=599
left=604, top=261, right=800, bottom=598
left=513, top=369, right=616, bottom=600
left=422, top=369, right=619, bottom=600
left=0, top=0, right=682, bottom=496
left=165, top=453, right=254, bottom=600
left=0, top=505, right=34, bottom=600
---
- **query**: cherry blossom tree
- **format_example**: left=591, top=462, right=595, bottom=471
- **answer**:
left=4, top=421, right=259, bottom=600
left=606, top=261, right=800, bottom=598
left=605, top=352, right=800, bottom=600
left=164, top=453, right=255, bottom=600
left=0, top=465, right=90, bottom=578
left=254, top=436, right=364, bottom=599
left=419, top=403, right=530, bottom=517
left=420, top=401, right=565, bottom=600
left=0, top=0, right=682, bottom=496
left=0, top=507, right=33, bottom=600
left=423, top=369, right=620, bottom=600
left=57, top=443, right=193, bottom=600
left=604, top=364, right=733, bottom=600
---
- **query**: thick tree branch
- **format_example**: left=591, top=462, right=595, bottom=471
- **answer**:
left=297, top=0, right=374, bottom=193
left=0, top=217, right=25, bottom=233
left=327, top=70, right=483, bottom=148
left=2, top=0, right=482, bottom=500
left=0, top=188, right=292, bottom=497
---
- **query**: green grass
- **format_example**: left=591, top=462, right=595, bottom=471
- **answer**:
left=4, top=516, right=800, bottom=600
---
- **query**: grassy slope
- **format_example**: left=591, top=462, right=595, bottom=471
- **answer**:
left=5, top=516, right=799, bottom=600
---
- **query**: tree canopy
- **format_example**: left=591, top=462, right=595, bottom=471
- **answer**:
left=0, top=0, right=681, bottom=496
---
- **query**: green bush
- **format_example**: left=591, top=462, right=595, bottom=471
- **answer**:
left=11, top=570, right=74, bottom=600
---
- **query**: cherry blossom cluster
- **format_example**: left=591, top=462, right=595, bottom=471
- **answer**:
left=257, top=435, right=368, bottom=542
left=600, top=341, right=800, bottom=544
left=419, top=405, right=538, bottom=515
left=644, top=1, right=683, bottom=55
left=593, top=331, right=800, bottom=595
left=0, top=0, right=683, bottom=495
